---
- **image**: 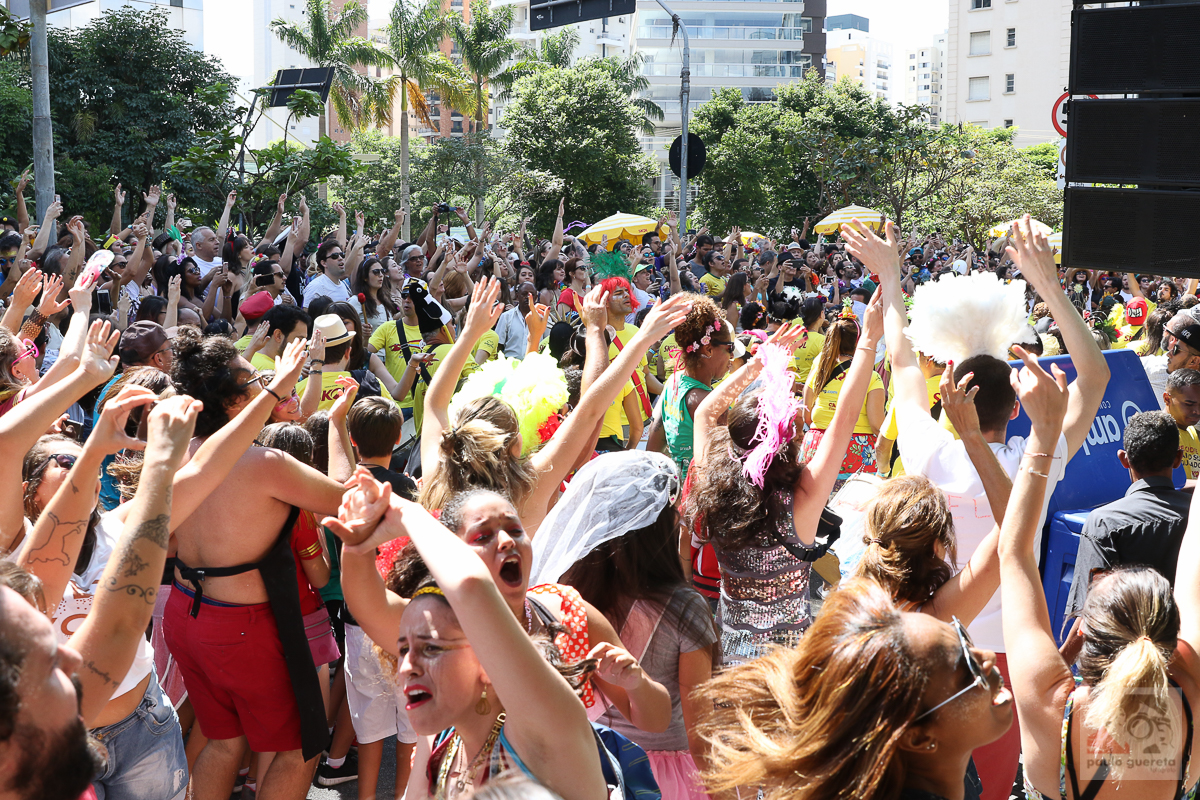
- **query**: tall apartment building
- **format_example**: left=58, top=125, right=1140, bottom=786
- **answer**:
left=636, top=0, right=828, bottom=207
left=824, top=21, right=893, bottom=104
left=903, top=30, right=946, bottom=124
left=944, top=0, right=1069, bottom=145
left=6, top=0, right=202, bottom=49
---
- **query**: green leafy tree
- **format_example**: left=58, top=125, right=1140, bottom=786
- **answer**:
left=0, top=5, right=30, bottom=58
left=587, top=53, right=664, bottom=135
left=270, top=0, right=394, bottom=133
left=1020, top=141, right=1060, bottom=180
left=502, top=60, right=656, bottom=233
left=0, top=61, right=33, bottom=215
left=37, top=6, right=238, bottom=228
left=502, top=27, right=579, bottom=98
left=383, top=0, right=475, bottom=239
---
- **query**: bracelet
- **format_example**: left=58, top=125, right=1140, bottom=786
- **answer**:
left=264, top=386, right=283, bottom=402
left=1024, top=451, right=1053, bottom=459
left=856, top=346, right=876, bottom=353
left=308, top=359, right=324, bottom=366
left=28, top=308, right=46, bottom=325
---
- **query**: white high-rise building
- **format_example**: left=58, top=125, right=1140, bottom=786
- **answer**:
left=6, top=0, right=203, bottom=50
left=825, top=25, right=893, bottom=103
left=904, top=29, right=946, bottom=124
left=944, top=0, right=1069, bottom=145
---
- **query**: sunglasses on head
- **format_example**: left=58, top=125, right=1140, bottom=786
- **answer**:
left=914, top=617, right=989, bottom=722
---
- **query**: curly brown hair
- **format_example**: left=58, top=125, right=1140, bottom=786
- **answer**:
left=853, top=475, right=957, bottom=608
left=671, top=293, right=724, bottom=371
left=685, top=390, right=803, bottom=552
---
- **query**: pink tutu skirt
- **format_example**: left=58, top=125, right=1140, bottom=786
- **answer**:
left=646, top=749, right=709, bottom=800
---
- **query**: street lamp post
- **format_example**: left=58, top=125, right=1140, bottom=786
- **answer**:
left=30, top=0, right=55, bottom=234
left=654, top=0, right=689, bottom=229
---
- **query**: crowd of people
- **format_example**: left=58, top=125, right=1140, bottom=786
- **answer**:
left=3, top=174, right=1200, bottom=800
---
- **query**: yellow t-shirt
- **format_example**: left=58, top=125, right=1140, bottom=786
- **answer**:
left=699, top=272, right=727, bottom=298
left=368, top=320, right=425, bottom=409
left=235, top=334, right=253, bottom=353
left=804, top=357, right=884, bottom=434
left=792, top=330, right=825, bottom=387
left=881, top=375, right=944, bottom=477
left=249, top=351, right=277, bottom=372
left=475, top=330, right=500, bottom=362
left=296, top=370, right=395, bottom=413
left=1180, top=425, right=1200, bottom=480
left=600, top=380, right=634, bottom=440
left=660, top=333, right=681, bottom=378
left=608, top=325, right=648, bottom=427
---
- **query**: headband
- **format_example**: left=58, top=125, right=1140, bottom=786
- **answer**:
left=412, top=586, right=445, bottom=599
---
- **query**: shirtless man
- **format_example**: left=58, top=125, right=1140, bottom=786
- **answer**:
left=160, top=331, right=349, bottom=800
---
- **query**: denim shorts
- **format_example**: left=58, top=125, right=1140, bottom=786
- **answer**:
left=91, top=672, right=188, bottom=800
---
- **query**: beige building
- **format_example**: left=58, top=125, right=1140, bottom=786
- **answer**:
left=945, top=0, right=1069, bottom=145
left=904, top=30, right=946, bottom=124
left=825, top=25, right=893, bottom=103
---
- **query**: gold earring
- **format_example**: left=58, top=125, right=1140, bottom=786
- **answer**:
left=475, top=685, right=490, bottom=716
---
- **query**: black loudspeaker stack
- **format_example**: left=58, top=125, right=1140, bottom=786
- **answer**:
left=1063, top=2, right=1200, bottom=275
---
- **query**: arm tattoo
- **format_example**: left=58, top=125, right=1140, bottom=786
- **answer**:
left=80, top=659, right=115, bottom=686
left=101, top=513, right=170, bottom=605
left=24, top=512, right=88, bottom=566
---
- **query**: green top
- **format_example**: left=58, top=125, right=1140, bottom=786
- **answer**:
left=662, top=372, right=711, bottom=480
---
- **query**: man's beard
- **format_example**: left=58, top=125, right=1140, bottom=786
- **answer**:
left=6, top=676, right=104, bottom=800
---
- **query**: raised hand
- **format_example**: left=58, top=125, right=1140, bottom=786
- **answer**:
left=69, top=267, right=99, bottom=314
left=276, top=193, right=287, bottom=215
left=224, top=190, right=237, bottom=209
left=11, top=268, right=43, bottom=310
left=144, top=185, right=161, bottom=206
left=244, top=319, right=272, bottom=355
left=306, top=328, right=327, bottom=366
left=355, top=210, right=365, bottom=231
left=332, top=201, right=345, bottom=217
left=586, top=642, right=648, bottom=691
left=329, top=376, right=359, bottom=425
left=765, top=320, right=808, bottom=353
left=145, top=395, right=202, bottom=464
left=581, top=284, right=609, bottom=331
left=89, top=385, right=157, bottom=455
left=44, top=200, right=63, bottom=222
left=166, top=193, right=177, bottom=212
left=130, top=220, right=149, bottom=241
left=117, top=290, right=132, bottom=322
left=526, top=302, right=549, bottom=341
left=167, top=274, right=182, bottom=305
left=638, top=293, right=693, bottom=343
left=114, top=183, right=126, bottom=206
left=16, top=169, right=31, bottom=193
left=454, top=206, right=470, bottom=225
left=270, top=336, right=309, bottom=396
left=1005, top=214, right=1057, bottom=293
left=557, top=197, right=565, bottom=218
left=323, top=467, right=395, bottom=550
left=463, top=277, right=504, bottom=341
left=939, top=363, right=981, bottom=437
left=860, top=287, right=884, bottom=347
left=1010, top=344, right=1069, bottom=435
left=36, top=274, right=69, bottom=317
left=841, top=219, right=900, bottom=281
left=78, top=320, right=122, bottom=384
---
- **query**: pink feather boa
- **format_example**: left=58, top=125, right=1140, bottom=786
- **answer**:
left=741, top=343, right=800, bottom=488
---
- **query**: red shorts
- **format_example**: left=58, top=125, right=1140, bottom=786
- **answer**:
left=163, top=585, right=304, bottom=752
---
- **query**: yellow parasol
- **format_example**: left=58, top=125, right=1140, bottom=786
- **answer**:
left=987, top=218, right=1053, bottom=238
left=739, top=231, right=767, bottom=246
left=579, top=213, right=666, bottom=251
left=813, top=205, right=883, bottom=235
left=1049, top=231, right=1063, bottom=263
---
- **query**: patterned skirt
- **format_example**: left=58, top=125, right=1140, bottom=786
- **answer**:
left=800, top=428, right=878, bottom=495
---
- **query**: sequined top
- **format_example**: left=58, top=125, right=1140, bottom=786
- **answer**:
left=714, top=490, right=835, bottom=664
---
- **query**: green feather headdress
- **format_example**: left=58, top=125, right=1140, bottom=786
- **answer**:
left=590, top=250, right=633, bottom=282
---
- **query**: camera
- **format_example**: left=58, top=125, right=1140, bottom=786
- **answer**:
left=436, top=203, right=456, bottom=214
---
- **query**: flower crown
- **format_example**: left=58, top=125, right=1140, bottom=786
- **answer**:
left=685, top=319, right=724, bottom=353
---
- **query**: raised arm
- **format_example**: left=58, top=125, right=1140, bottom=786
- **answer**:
left=333, top=202, right=347, bottom=250
left=14, top=170, right=31, bottom=234
left=792, top=291, right=883, bottom=539
left=24, top=272, right=96, bottom=397
left=546, top=198, right=564, bottom=262
left=1008, top=216, right=1109, bottom=461
left=997, top=347, right=1075, bottom=790
left=259, top=193, right=286, bottom=250
left=0, top=321, right=120, bottom=549
left=327, top=379, right=359, bottom=484
left=33, top=199, right=62, bottom=253
left=524, top=292, right=693, bottom=524
left=141, top=186, right=161, bottom=237
left=420, top=277, right=504, bottom=473
left=216, top=190, right=236, bottom=242
left=109, top=183, right=125, bottom=238
left=163, top=193, right=176, bottom=239
left=377, top=209, right=404, bottom=259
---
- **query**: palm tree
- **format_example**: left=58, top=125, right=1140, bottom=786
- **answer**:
left=270, top=0, right=394, bottom=136
left=497, top=27, right=580, bottom=103
left=591, top=52, right=665, bottom=136
left=451, top=0, right=523, bottom=223
left=385, top=0, right=475, bottom=238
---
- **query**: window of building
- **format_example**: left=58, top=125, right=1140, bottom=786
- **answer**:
left=921, top=61, right=928, bottom=67
left=1006, top=28, right=1016, bottom=47
left=910, top=53, right=916, bottom=59
left=922, top=84, right=930, bottom=90
left=968, top=76, right=989, bottom=100
left=969, top=31, right=990, bottom=55
left=1004, top=119, right=1014, bottom=127
left=972, top=0, right=991, bottom=8
left=910, top=65, right=916, bottom=70
left=1005, top=73, right=1015, bottom=92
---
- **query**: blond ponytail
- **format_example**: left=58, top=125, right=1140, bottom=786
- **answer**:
left=1077, top=567, right=1180, bottom=780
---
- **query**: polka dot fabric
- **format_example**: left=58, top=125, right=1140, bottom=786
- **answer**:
left=529, top=582, right=594, bottom=707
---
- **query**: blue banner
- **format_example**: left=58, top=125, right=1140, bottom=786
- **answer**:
left=1005, top=349, right=1158, bottom=515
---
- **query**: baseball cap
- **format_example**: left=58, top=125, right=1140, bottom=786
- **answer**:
left=1124, top=297, right=1149, bottom=327
left=119, top=321, right=170, bottom=365
left=1175, top=321, right=1200, bottom=351
left=633, top=262, right=652, bottom=275
left=909, top=248, right=924, bottom=256
left=240, top=292, right=274, bottom=322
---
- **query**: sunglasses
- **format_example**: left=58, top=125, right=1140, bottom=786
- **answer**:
left=710, top=340, right=735, bottom=352
left=327, top=252, right=345, bottom=260
left=0, top=256, right=16, bottom=268
left=32, top=452, right=78, bottom=479
left=16, top=338, right=38, bottom=362
left=370, top=269, right=385, bottom=276
left=914, top=617, right=989, bottom=721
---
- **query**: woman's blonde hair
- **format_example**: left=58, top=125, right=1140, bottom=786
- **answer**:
left=698, top=578, right=936, bottom=800
left=418, top=396, right=538, bottom=511
left=0, top=328, right=31, bottom=400
left=1079, top=566, right=1179, bottom=778
left=810, top=316, right=859, bottom=394
left=854, top=476, right=957, bottom=608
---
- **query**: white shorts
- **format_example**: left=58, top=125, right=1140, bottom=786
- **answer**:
left=343, top=624, right=416, bottom=745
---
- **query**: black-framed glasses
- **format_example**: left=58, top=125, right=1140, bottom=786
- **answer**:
left=272, top=271, right=285, bottom=279
left=914, top=617, right=989, bottom=722
left=327, top=252, right=345, bottom=260
left=370, top=269, right=385, bottom=276
left=711, top=340, right=735, bottom=352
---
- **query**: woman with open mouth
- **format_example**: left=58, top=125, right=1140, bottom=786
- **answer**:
left=339, top=485, right=672, bottom=736
left=326, top=472, right=612, bottom=800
